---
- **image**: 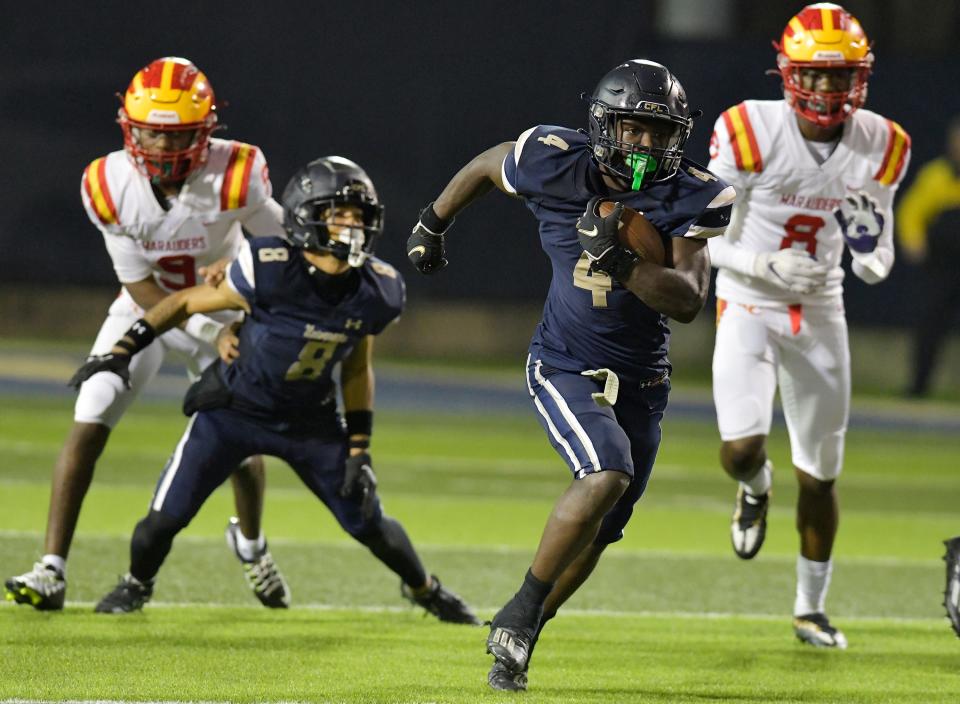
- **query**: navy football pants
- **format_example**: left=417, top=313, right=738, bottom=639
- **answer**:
left=149, top=407, right=381, bottom=537
left=525, top=355, right=669, bottom=544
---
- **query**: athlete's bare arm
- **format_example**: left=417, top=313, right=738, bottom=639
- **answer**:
left=123, top=276, right=174, bottom=311
left=111, top=279, right=249, bottom=354
left=432, top=142, right=516, bottom=221
left=619, top=237, right=711, bottom=323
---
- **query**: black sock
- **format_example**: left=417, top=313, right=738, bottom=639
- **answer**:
left=516, top=568, right=553, bottom=607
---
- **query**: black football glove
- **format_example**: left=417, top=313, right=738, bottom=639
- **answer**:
left=576, top=196, right=638, bottom=282
left=407, top=203, right=451, bottom=275
left=340, top=451, right=379, bottom=519
left=68, top=353, right=132, bottom=390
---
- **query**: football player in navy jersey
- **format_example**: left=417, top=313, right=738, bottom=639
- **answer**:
left=70, top=156, right=479, bottom=625
left=408, top=60, right=735, bottom=690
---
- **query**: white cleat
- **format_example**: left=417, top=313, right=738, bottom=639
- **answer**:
left=793, top=612, right=848, bottom=649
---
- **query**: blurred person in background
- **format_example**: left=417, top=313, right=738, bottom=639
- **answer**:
left=896, top=116, right=960, bottom=399
left=5, top=57, right=290, bottom=611
left=706, top=3, right=910, bottom=648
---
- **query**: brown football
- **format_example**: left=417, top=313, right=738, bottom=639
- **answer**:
left=598, top=201, right=667, bottom=267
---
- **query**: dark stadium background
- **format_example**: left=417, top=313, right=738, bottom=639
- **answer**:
left=2, top=0, right=957, bottom=328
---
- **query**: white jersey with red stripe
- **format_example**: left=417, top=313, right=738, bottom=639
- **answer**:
left=707, top=99, right=910, bottom=307
left=80, top=137, right=284, bottom=297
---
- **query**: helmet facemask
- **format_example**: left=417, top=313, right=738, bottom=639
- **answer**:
left=588, top=101, right=691, bottom=190
left=119, top=114, right=217, bottom=183
left=777, top=57, right=871, bottom=127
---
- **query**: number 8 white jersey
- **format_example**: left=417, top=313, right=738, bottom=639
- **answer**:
left=80, top=137, right=284, bottom=297
left=707, top=99, right=910, bottom=306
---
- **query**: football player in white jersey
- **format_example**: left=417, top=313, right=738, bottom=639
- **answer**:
left=5, top=57, right=290, bottom=611
left=706, top=4, right=910, bottom=648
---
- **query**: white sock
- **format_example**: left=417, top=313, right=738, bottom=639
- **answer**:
left=41, top=554, right=66, bottom=577
left=234, top=531, right=266, bottom=561
left=794, top=555, right=833, bottom=616
left=740, top=459, right=772, bottom=497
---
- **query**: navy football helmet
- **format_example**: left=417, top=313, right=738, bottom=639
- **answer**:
left=586, top=59, right=697, bottom=189
left=281, top=156, right=384, bottom=267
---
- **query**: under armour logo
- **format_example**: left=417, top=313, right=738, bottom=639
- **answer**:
left=345, top=319, right=363, bottom=330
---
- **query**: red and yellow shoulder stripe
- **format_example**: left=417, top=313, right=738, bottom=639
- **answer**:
left=83, top=157, right=119, bottom=225
left=221, top=142, right=259, bottom=210
left=873, top=120, right=911, bottom=186
left=721, top=103, right=763, bottom=173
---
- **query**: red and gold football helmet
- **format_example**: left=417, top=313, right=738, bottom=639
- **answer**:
left=775, top=3, right=873, bottom=127
left=118, top=57, right=217, bottom=181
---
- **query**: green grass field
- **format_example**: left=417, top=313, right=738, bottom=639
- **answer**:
left=2, top=392, right=959, bottom=703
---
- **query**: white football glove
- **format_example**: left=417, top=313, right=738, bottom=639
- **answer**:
left=834, top=191, right=884, bottom=255
left=752, top=248, right=829, bottom=294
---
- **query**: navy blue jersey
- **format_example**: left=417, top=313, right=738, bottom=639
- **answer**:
left=501, top=125, right=734, bottom=382
left=223, top=236, right=404, bottom=429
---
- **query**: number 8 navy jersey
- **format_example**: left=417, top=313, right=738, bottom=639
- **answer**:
left=223, top=236, right=404, bottom=427
left=501, top=125, right=735, bottom=382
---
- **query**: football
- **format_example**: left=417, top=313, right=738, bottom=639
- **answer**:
left=598, top=201, right=667, bottom=267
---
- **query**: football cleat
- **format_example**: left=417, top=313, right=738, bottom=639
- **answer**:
left=731, top=486, right=770, bottom=560
left=225, top=517, right=290, bottom=609
left=400, top=575, right=481, bottom=625
left=4, top=562, right=66, bottom=611
left=487, top=623, right=534, bottom=674
left=488, top=660, right=528, bottom=692
left=94, top=573, right=153, bottom=614
left=793, top=612, right=848, bottom=649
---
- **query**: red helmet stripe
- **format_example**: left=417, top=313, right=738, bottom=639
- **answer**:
left=83, top=158, right=119, bottom=225
left=831, top=8, right=844, bottom=29
left=168, top=61, right=188, bottom=90
left=873, top=121, right=911, bottom=185
left=139, top=61, right=165, bottom=89
left=221, top=143, right=257, bottom=210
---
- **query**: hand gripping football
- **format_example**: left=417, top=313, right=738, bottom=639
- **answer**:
left=599, top=201, right=667, bottom=266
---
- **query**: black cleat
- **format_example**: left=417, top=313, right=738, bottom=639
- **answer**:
left=94, top=573, right=153, bottom=614
left=793, top=612, right=847, bottom=649
left=401, top=574, right=481, bottom=625
left=225, top=517, right=290, bottom=609
left=731, top=486, right=770, bottom=560
left=5, top=562, right=66, bottom=611
left=488, top=660, right=528, bottom=692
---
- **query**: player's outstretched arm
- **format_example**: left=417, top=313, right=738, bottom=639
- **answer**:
left=68, top=280, right=249, bottom=389
left=620, top=238, right=711, bottom=323
left=408, top=142, right=514, bottom=274
left=339, top=335, right=378, bottom=519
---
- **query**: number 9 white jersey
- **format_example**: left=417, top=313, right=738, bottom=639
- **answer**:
left=707, top=99, right=910, bottom=306
left=80, top=137, right=284, bottom=299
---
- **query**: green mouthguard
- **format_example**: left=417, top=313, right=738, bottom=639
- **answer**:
left=625, top=153, right=658, bottom=190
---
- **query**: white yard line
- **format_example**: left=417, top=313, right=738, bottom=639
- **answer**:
left=2, top=600, right=944, bottom=625
left=0, top=529, right=942, bottom=566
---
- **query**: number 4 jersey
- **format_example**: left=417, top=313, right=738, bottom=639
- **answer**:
left=708, top=99, right=911, bottom=306
left=80, top=138, right=284, bottom=304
